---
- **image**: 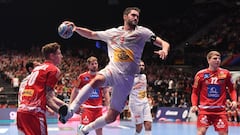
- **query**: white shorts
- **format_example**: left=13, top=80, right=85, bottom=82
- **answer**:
left=99, top=66, right=134, bottom=112
left=129, top=102, right=153, bottom=124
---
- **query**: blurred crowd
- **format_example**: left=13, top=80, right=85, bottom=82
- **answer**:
left=0, top=47, right=194, bottom=116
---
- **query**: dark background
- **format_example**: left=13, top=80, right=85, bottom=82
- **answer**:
left=0, top=0, right=194, bottom=48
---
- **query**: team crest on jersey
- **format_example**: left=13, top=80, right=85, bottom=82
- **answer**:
left=113, top=48, right=134, bottom=62
left=204, top=73, right=210, bottom=79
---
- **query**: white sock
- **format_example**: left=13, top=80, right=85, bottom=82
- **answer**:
left=145, top=130, right=152, bottom=135
left=69, top=84, right=94, bottom=112
left=83, top=116, right=107, bottom=133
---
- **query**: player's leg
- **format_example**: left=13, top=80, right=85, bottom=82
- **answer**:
left=95, top=128, right=103, bottom=135
left=213, top=114, right=228, bottom=135
left=81, top=108, right=120, bottom=134
left=144, top=121, right=152, bottom=135
left=59, top=75, right=105, bottom=123
left=143, top=103, right=153, bottom=135
left=17, top=112, right=48, bottom=135
left=135, top=124, right=143, bottom=135
left=129, top=104, right=144, bottom=134
left=81, top=108, right=103, bottom=135
left=197, top=114, right=209, bottom=135
left=80, top=76, right=134, bottom=134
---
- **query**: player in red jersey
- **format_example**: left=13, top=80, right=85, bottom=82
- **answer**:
left=70, top=56, right=110, bottom=135
left=17, top=42, right=68, bottom=135
left=191, top=51, right=237, bottom=135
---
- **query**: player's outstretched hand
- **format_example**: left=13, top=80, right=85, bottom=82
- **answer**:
left=62, top=21, right=76, bottom=31
left=154, top=50, right=168, bottom=60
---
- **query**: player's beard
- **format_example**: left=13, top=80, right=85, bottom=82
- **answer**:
left=127, top=19, right=138, bottom=29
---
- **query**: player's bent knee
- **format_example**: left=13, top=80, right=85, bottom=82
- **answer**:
left=105, top=115, right=117, bottom=123
left=105, top=109, right=120, bottom=123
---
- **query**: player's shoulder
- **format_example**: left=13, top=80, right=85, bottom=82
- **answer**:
left=196, top=69, right=208, bottom=75
left=80, top=71, right=89, bottom=76
left=218, top=67, right=230, bottom=73
left=142, top=73, right=147, bottom=78
left=136, top=25, right=151, bottom=31
left=79, top=71, right=90, bottom=78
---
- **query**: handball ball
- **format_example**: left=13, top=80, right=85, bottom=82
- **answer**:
left=58, top=23, right=73, bottom=39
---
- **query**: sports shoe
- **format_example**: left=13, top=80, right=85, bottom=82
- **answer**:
left=58, top=105, right=73, bottom=124
left=77, top=124, right=89, bottom=135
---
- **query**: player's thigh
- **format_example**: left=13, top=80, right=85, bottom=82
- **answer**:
left=130, top=104, right=144, bottom=124
left=110, top=75, right=134, bottom=112
left=17, top=112, right=47, bottom=135
left=213, top=114, right=228, bottom=132
left=197, top=114, right=210, bottom=128
left=143, top=103, right=153, bottom=122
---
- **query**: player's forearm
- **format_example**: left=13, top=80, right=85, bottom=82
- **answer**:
left=69, top=87, right=78, bottom=103
left=47, top=96, right=68, bottom=112
left=229, top=89, right=237, bottom=102
left=74, top=27, right=98, bottom=40
left=46, top=90, right=67, bottom=112
left=47, top=98, right=61, bottom=112
left=155, top=37, right=170, bottom=53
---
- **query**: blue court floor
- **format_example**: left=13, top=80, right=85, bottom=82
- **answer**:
left=0, top=121, right=239, bottom=135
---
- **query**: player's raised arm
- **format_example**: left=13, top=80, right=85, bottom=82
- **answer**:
left=153, top=36, right=170, bottom=60
left=63, top=21, right=99, bottom=40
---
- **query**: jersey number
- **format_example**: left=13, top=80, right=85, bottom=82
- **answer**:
left=28, top=71, right=39, bottom=86
left=210, top=77, right=218, bottom=84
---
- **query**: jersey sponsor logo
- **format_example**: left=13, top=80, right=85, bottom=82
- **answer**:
left=89, top=88, right=100, bottom=99
left=207, top=84, right=220, bottom=99
left=22, top=89, right=34, bottom=96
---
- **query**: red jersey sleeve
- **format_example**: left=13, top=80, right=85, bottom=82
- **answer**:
left=191, top=72, right=201, bottom=106
left=226, top=71, right=237, bottom=102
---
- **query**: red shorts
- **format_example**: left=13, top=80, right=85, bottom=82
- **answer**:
left=17, top=112, right=48, bottom=135
left=80, top=108, right=102, bottom=125
left=197, top=114, right=228, bottom=132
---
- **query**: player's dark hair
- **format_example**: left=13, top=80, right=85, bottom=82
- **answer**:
left=123, top=7, right=141, bottom=15
left=25, top=61, right=34, bottom=73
